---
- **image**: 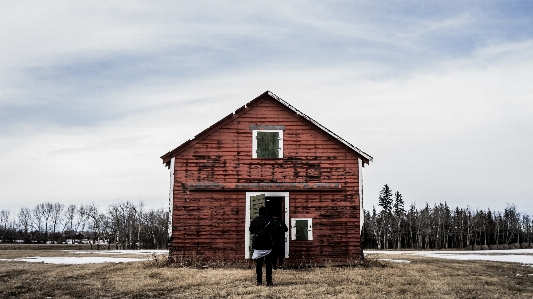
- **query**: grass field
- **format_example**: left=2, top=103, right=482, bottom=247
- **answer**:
left=1, top=245, right=532, bottom=298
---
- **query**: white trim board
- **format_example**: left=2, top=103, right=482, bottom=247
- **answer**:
left=358, top=158, right=363, bottom=234
left=168, top=157, right=175, bottom=239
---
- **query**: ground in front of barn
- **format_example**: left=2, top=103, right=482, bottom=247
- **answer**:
left=1, top=246, right=533, bottom=298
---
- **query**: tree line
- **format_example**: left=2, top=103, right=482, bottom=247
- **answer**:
left=363, top=184, right=533, bottom=250
left=0, top=201, right=168, bottom=249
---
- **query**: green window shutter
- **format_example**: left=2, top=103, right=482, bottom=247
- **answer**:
left=250, top=194, right=265, bottom=220
left=295, top=219, right=309, bottom=240
left=256, top=132, right=279, bottom=158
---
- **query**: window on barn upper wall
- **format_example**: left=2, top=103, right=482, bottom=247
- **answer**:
left=291, top=218, right=313, bottom=240
left=252, top=130, right=283, bottom=158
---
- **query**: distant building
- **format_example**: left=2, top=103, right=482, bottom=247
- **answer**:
left=161, top=91, right=372, bottom=265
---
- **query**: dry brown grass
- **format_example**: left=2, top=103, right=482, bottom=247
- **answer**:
left=0, top=250, right=532, bottom=298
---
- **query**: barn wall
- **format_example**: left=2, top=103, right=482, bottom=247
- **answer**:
left=170, top=191, right=245, bottom=259
left=169, top=98, right=362, bottom=264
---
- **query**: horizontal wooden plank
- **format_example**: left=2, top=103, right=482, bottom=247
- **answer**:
left=184, top=182, right=344, bottom=191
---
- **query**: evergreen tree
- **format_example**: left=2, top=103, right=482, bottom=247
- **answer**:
left=361, top=195, right=531, bottom=250
left=393, top=191, right=404, bottom=249
left=378, top=184, right=393, bottom=214
left=378, top=184, right=393, bottom=249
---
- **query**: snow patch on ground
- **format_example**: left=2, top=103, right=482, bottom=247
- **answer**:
left=0, top=250, right=169, bottom=265
left=66, top=250, right=168, bottom=255
left=6, top=256, right=149, bottom=264
left=366, top=249, right=533, bottom=265
left=368, top=249, right=533, bottom=255
left=378, top=259, right=411, bottom=263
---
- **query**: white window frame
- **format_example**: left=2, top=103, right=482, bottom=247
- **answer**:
left=252, top=130, right=283, bottom=158
left=245, top=192, right=289, bottom=259
left=291, top=218, right=313, bottom=241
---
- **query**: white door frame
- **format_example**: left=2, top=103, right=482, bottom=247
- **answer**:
left=245, top=191, right=289, bottom=259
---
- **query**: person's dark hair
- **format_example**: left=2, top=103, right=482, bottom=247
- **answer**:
left=259, top=206, right=268, bottom=216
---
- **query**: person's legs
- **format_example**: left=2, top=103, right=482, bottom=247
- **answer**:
left=278, top=245, right=285, bottom=269
left=271, top=246, right=278, bottom=270
left=255, top=257, right=264, bottom=285
left=271, top=245, right=284, bottom=269
left=265, top=252, right=273, bottom=285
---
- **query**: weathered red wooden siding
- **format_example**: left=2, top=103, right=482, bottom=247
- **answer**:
left=169, top=96, right=363, bottom=264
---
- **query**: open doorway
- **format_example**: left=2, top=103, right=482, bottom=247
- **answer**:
left=265, top=196, right=284, bottom=220
left=245, top=192, right=289, bottom=259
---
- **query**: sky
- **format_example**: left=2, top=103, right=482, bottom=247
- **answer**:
left=1, top=1, right=533, bottom=218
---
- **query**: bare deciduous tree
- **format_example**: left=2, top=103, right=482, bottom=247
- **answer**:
left=50, top=203, right=64, bottom=244
left=63, top=204, right=77, bottom=242
left=0, top=210, right=10, bottom=241
left=32, top=204, right=44, bottom=242
left=18, top=208, right=31, bottom=242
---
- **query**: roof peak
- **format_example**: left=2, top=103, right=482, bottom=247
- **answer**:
left=161, top=91, right=372, bottom=165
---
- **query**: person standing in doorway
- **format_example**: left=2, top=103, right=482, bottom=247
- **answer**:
left=271, top=210, right=288, bottom=270
left=249, top=206, right=274, bottom=286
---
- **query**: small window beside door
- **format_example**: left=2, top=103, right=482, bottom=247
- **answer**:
left=252, top=130, right=283, bottom=158
left=291, top=218, right=313, bottom=241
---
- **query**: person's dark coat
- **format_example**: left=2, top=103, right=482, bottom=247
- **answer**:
left=271, top=218, right=288, bottom=246
left=249, top=207, right=273, bottom=250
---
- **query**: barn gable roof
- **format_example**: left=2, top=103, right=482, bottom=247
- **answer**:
left=161, top=91, right=373, bottom=167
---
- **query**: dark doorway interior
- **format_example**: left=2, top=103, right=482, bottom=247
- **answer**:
left=265, top=196, right=284, bottom=220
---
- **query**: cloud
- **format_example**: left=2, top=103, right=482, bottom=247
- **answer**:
left=1, top=1, right=533, bottom=215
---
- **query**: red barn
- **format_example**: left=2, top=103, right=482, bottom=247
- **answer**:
left=161, top=91, right=372, bottom=265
